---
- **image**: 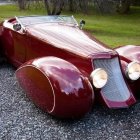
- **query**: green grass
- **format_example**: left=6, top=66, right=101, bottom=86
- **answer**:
left=0, top=4, right=46, bottom=20
left=73, top=7, right=140, bottom=48
left=0, top=4, right=140, bottom=48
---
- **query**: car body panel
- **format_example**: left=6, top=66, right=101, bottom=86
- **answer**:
left=27, top=23, right=111, bottom=57
left=16, top=57, right=94, bottom=118
left=115, top=45, right=140, bottom=62
left=0, top=16, right=139, bottom=118
left=115, top=45, right=140, bottom=96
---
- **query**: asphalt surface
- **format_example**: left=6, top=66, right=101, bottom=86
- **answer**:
left=0, top=62, right=140, bottom=140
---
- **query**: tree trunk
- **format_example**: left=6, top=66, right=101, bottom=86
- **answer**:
left=69, top=0, right=75, bottom=12
left=44, top=0, right=51, bottom=15
left=55, top=0, right=64, bottom=15
left=17, top=0, right=26, bottom=10
left=44, top=0, right=64, bottom=15
left=117, top=0, right=131, bottom=14
left=79, top=0, right=88, bottom=14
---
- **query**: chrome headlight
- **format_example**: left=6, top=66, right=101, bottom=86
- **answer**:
left=90, top=68, right=108, bottom=88
left=126, top=61, right=140, bottom=80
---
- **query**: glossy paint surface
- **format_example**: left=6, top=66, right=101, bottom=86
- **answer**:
left=0, top=17, right=139, bottom=118
left=16, top=57, right=94, bottom=118
left=27, top=23, right=111, bottom=57
left=93, top=55, right=136, bottom=108
left=116, top=45, right=140, bottom=96
left=116, top=45, right=140, bottom=62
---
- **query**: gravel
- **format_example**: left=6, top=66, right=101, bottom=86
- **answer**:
left=0, top=62, right=140, bottom=140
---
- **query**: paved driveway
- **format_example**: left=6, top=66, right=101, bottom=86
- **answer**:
left=0, top=62, right=140, bottom=140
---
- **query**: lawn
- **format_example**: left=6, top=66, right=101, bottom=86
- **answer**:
left=0, top=4, right=139, bottom=48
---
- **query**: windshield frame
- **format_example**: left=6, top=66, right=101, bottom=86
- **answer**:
left=16, top=15, right=79, bottom=27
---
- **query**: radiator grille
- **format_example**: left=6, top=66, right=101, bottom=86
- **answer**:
left=93, top=57, right=130, bottom=102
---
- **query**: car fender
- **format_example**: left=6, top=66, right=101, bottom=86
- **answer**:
left=115, top=45, right=140, bottom=80
left=16, top=57, right=94, bottom=118
left=116, top=45, right=140, bottom=95
left=115, top=45, right=140, bottom=63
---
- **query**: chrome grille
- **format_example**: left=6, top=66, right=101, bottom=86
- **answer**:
left=93, top=57, right=130, bottom=102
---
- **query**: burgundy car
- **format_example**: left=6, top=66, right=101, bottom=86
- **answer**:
left=0, top=15, right=140, bottom=118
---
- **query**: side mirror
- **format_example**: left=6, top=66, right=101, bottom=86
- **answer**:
left=79, top=20, right=86, bottom=29
left=13, top=23, right=22, bottom=31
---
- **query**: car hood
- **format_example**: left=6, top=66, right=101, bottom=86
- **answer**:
left=27, top=23, right=113, bottom=58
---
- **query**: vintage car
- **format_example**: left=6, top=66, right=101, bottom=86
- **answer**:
left=0, top=15, right=140, bottom=118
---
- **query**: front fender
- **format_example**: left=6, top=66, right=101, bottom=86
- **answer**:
left=16, top=57, right=94, bottom=118
left=116, top=45, right=140, bottom=96
left=115, top=45, right=140, bottom=62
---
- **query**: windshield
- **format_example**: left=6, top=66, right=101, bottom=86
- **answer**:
left=17, top=15, right=78, bottom=26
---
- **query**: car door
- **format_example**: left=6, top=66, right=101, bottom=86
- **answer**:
left=2, top=20, right=14, bottom=60
left=12, top=29, right=27, bottom=65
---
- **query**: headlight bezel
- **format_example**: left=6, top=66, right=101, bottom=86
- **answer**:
left=90, top=68, right=108, bottom=89
left=126, top=61, right=140, bottom=81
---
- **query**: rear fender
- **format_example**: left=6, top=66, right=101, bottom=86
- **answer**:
left=16, top=57, right=94, bottom=118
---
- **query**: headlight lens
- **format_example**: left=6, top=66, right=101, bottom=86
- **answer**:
left=126, top=61, right=140, bottom=80
left=90, top=68, right=108, bottom=88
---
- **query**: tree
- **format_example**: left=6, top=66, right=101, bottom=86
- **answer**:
left=68, top=0, right=75, bottom=12
left=17, top=0, right=27, bottom=10
left=94, top=0, right=116, bottom=14
left=44, top=0, right=64, bottom=15
left=94, top=0, right=132, bottom=14
left=79, top=0, right=88, bottom=13
left=116, top=0, right=132, bottom=14
left=132, top=0, right=140, bottom=6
